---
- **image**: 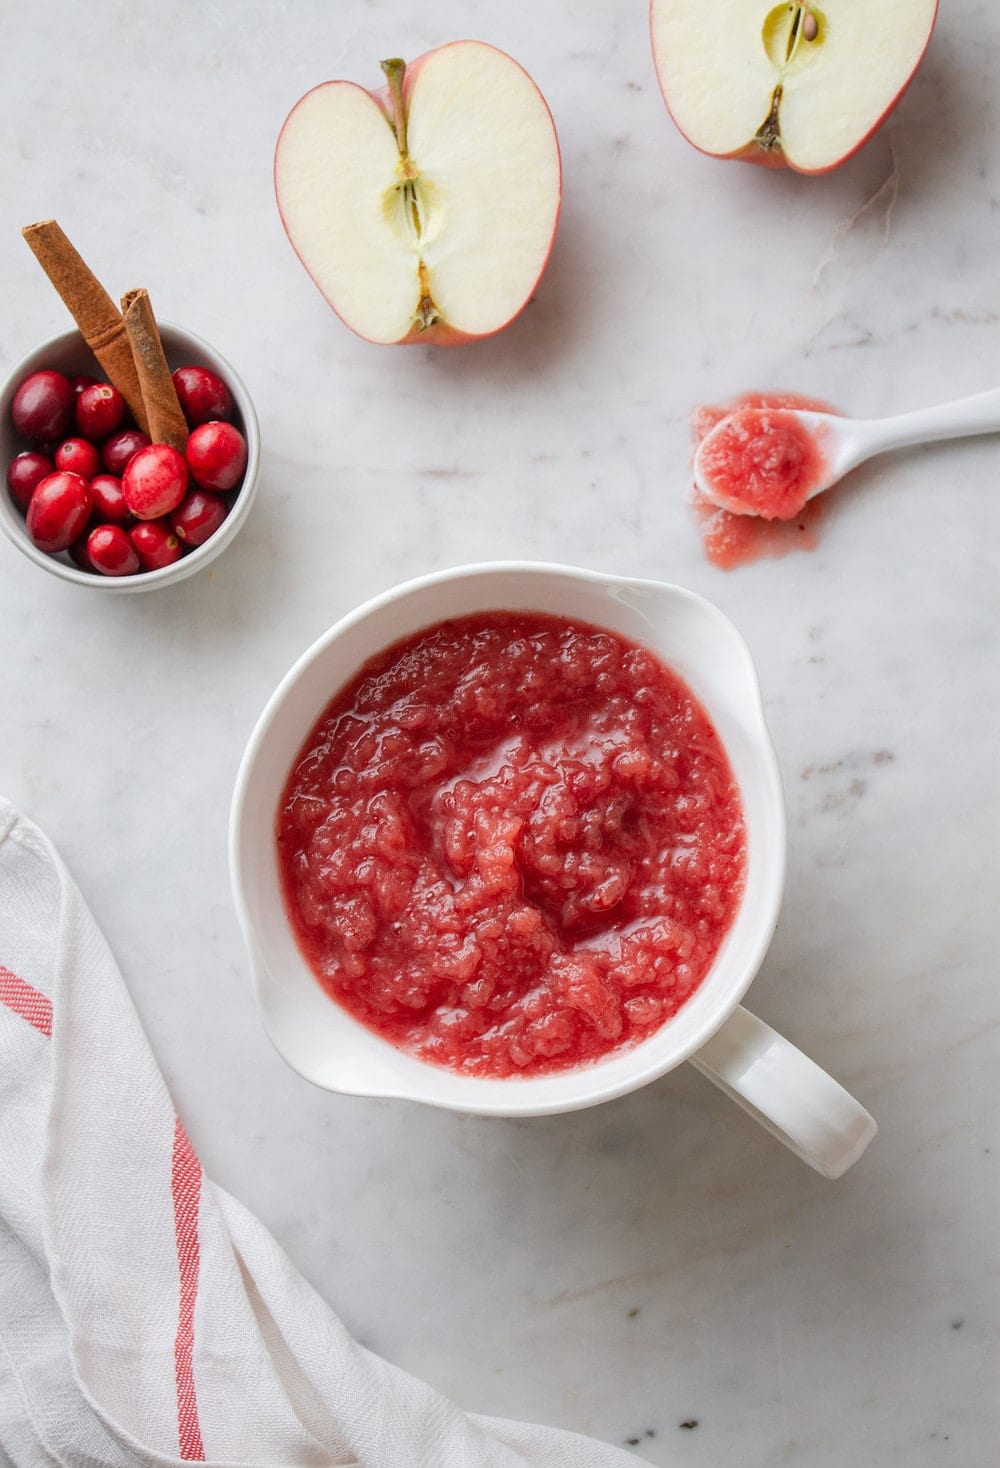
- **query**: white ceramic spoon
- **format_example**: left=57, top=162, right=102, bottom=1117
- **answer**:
left=694, top=387, right=1000, bottom=518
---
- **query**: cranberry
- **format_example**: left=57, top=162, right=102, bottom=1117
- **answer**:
left=70, top=374, right=97, bottom=398
left=11, top=370, right=74, bottom=444
left=172, top=365, right=234, bottom=427
left=76, top=382, right=125, bottom=441
left=25, top=472, right=92, bottom=552
left=68, top=535, right=97, bottom=572
left=7, top=451, right=54, bottom=512
left=101, top=428, right=150, bottom=476
left=129, top=517, right=184, bottom=570
left=87, top=523, right=140, bottom=577
left=171, top=489, right=227, bottom=547
left=89, top=473, right=131, bottom=524
left=54, top=437, right=101, bottom=480
left=185, top=420, right=247, bottom=492
left=122, top=444, right=188, bottom=519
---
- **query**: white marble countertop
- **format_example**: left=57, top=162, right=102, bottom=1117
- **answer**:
left=2, top=2, right=998, bottom=1463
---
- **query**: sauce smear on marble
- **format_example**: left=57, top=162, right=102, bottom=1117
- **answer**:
left=692, top=392, right=839, bottom=569
left=277, top=611, right=746, bottom=1078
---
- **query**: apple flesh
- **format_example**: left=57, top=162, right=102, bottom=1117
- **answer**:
left=651, top=1, right=938, bottom=174
left=274, top=41, right=562, bottom=344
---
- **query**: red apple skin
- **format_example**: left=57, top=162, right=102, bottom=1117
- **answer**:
left=274, top=42, right=562, bottom=345
left=649, top=1, right=939, bottom=176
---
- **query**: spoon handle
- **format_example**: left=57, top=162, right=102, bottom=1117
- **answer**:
left=858, top=386, right=1000, bottom=457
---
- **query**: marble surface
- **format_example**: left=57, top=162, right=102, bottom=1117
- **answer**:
left=2, top=2, right=998, bottom=1463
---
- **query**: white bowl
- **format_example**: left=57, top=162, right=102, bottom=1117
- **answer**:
left=0, top=324, right=260, bottom=591
left=232, top=566, right=775, bottom=1101
left=230, top=563, right=876, bottom=1175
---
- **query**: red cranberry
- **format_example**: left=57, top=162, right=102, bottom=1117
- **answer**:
left=7, top=451, right=54, bottom=512
left=11, top=370, right=74, bottom=444
left=172, top=365, right=234, bottom=427
left=25, top=472, right=92, bottom=552
left=185, top=420, right=247, bottom=492
left=87, top=523, right=140, bottom=577
left=89, top=473, right=131, bottom=524
left=70, top=374, right=98, bottom=398
left=76, top=382, right=125, bottom=441
left=68, top=534, right=97, bottom=572
left=129, top=517, right=184, bottom=570
left=171, top=489, right=227, bottom=547
left=122, top=443, right=188, bottom=519
left=54, top=437, right=101, bottom=480
left=102, top=428, right=150, bottom=476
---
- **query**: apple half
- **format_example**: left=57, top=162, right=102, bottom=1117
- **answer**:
left=274, top=41, right=562, bottom=345
left=651, top=1, right=938, bottom=173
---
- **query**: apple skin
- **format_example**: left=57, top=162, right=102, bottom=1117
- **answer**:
left=649, top=1, right=939, bottom=176
left=274, top=41, right=562, bottom=346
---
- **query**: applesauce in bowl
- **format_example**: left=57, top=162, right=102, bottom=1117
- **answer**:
left=277, top=610, right=746, bottom=1077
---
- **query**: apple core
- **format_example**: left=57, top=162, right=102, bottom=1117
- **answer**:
left=379, top=57, right=443, bottom=331
left=762, top=6, right=826, bottom=70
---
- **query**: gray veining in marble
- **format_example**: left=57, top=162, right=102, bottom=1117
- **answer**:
left=1, top=2, right=998, bottom=1463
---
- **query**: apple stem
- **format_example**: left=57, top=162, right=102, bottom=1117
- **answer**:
left=380, top=57, right=410, bottom=160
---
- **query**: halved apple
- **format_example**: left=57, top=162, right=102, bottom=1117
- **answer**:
left=274, top=41, right=562, bottom=345
left=650, top=1, right=938, bottom=174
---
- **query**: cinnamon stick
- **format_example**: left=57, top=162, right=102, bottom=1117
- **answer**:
left=120, top=289, right=188, bottom=451
left=21, top=220, right=150, bottom=435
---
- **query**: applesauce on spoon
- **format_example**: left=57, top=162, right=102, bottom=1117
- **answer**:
left=693, top=382, right=1000, bottom=537
left=690, top=391, right=838, bottom=569
left=277, top=611, right=746, bottom=1077
left=694, top=403, right=832, bottom=520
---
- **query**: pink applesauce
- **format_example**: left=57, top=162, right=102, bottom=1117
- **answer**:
left=277, top=612, right=746, bottom=1078
left=692, top=392, right=839, bottom=569
left=698, top=408, right=828, bottom=520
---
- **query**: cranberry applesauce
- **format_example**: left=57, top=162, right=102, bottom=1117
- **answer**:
left=277, top=612, right=746, bottom=1077
left=691, top=393, right=839, bottom=569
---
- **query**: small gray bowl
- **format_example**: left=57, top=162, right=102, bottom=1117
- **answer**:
left=0, top=324, right=260, bottom=591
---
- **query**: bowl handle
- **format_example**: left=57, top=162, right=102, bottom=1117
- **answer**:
left=689, top=1006, right=876, bottom=1179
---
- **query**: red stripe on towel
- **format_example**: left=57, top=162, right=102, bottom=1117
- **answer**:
left=171, top=1117, right=206, bottom=1461
left=0, top=965, right=52, bottom=1037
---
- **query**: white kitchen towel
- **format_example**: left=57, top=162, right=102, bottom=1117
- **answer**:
left=0, top=799, right=636, bottom=1468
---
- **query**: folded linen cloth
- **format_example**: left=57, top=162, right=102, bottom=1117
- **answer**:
left=0, top=800, right=635, bottom=1468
